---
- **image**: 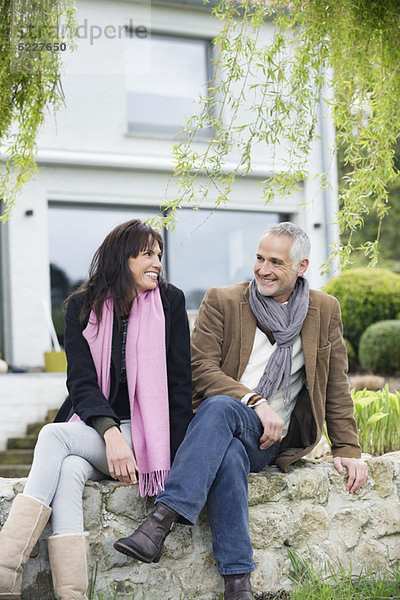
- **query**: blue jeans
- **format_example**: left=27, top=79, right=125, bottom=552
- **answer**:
left=156, top=395, right=280, bottom=575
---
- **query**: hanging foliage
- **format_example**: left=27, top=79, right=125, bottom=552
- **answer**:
left=156, top=0, right=400, bottom=268
left=0, top=0, right=76, bottom=221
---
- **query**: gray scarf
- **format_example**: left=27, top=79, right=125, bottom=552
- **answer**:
left=248, top=276, right=309, bottom=405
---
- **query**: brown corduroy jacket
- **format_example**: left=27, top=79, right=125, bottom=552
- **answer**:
left=191, top=281, right=361, bottom=471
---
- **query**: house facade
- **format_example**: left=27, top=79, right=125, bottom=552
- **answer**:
left=0, top=0, right=339, bottom=368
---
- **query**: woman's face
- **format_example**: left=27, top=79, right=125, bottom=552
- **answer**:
left=128, top=241, right=162, bottom=294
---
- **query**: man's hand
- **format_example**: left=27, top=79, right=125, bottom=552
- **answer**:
left=103, top=426, right=138, bottom=485
left=253, top=402, right=284, bottom=450
left=333, top=456, right=368, bottom=493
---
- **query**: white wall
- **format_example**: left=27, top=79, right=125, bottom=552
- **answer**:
left=36, top=0, right=220, bottom=157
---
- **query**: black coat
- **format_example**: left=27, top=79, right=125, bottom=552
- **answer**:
left=54, top=283, right=193, bottom=460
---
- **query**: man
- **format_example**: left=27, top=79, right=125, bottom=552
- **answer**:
left=114, top=222, right=368, bottom=600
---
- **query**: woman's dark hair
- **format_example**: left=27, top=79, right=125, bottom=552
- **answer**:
left=67, top=219, right=164, bottom=327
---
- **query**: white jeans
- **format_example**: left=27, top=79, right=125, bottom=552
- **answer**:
left=23, top=420, right=132, bottom=536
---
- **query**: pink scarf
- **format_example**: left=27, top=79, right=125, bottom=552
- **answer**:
left=71, top=287, right=170, bottom=497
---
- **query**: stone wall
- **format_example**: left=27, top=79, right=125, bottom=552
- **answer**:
left=1, top=452, right=400, bottom=599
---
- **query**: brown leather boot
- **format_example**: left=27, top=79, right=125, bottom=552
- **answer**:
left=223, top=573, right=254, bottom=600
left=113, top=502, right=179, bottom=563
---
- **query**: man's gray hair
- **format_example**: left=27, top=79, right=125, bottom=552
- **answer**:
left=263, top=222, right=311, bottom=268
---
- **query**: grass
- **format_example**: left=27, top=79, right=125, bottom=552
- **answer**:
left=286, top=546, right=400, bottom=600
left=290, top=569, right=400, bottom=599
left=88, top=569, right=400, bottom=600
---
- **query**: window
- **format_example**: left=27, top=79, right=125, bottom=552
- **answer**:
left=48, top=204, right=283, bottom=346
left=125, top=32, right=212, bottom=135
left=167, top=209, right=281, bottom=309
left=48, top=205, right=161, bottom=343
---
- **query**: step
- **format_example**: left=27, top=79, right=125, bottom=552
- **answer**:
left=7, top=435, right=38, bottom=450
left=45, top=409, right=58, bottom=422
left=26, top=422, right=46, bottom=436
left=0, top=449, right=34, bottom=465
left=0, top=464, right=31, bottom=478
left=25, top=410, right=57, bottom=436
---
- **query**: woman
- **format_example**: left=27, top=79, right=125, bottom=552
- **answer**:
left=0, top=219, right=193, bottom=600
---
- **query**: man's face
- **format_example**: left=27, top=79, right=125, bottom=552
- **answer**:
left=253, top=233, right=309, bottom=303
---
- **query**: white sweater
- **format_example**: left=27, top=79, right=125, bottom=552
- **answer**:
left=239, top=327, right=305, bottom=437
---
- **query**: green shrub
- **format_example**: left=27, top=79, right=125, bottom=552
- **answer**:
left=358, top=320, right=400, bottom=375
left=323, top=268, right=400, bottom=351
left=344, top=338, right=356, bottom=370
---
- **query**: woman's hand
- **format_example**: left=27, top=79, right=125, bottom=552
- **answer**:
left=103, top=426, right=138, bottom=485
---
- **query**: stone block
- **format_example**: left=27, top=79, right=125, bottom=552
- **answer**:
left=367, top=455, right=395, bottom=498
left=331, top=506, right=371, bottom=548
left=353, top=540, right=388, bottom=570
left=248, top=468, right=287, bottom=505
left=378, top=534, right=400, bottom=562
left=249, top=504, right=290, bottom=548
left=82, top=482, right=102, bottom=531
left=172, top=559, right=222, bottom=599
left=253, top=548, right=293, bottom=593
left=367, top=502, right=400, bottom=537
left=320, top=540, right=350, bottom=571
left=286, top=461, right=329, bottom=503
left=288, top=505, right=329, bottom=546
left=163, top=522, right=195, bottom=559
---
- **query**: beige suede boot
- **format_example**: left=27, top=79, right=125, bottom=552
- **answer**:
left=0, top=493, right=51, bottom=599
left=48, top=533, right=90, bottom=600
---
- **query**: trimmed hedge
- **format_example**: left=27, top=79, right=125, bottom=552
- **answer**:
left=359, top=320, right=400, bottom=375
left=323, top=268, right=400, bottom=350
